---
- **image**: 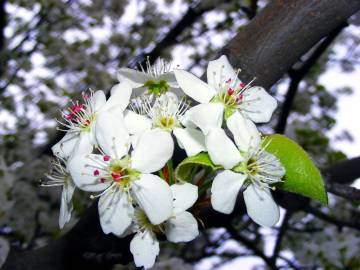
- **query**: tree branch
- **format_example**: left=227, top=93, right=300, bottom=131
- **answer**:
left=227, top=226, right=277, bottom=270
left=306, top=206, right=360, bottom=231
left=323, top=156, right=360, bottom=184
left=326, top=182, right=360, bottom=202
left=127, top=0, right=221, bottom=69
left=275, top=22, right=347, bottom=134
left=271, top=211, right=292, bottom=263
left=219, top=0, right=360, bottom=88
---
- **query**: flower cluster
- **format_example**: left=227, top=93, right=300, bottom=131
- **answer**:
left=44, top=55, right=285, bottom=269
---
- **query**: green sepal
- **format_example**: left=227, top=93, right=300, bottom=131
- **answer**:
left=143, top=80, right=169, bottom=95
left=175, top=152, right=222, bottom=182
left=263, top=134, right=328, bottom=205
left=224, top=107, right=235, bottom=120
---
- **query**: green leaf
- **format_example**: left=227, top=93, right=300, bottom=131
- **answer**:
left=175, top=153, right=222, bottom=182
left=263, top=134, right=328, bottom=205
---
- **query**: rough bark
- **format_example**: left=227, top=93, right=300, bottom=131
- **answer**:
left=4, top=0, right=360, bottom=269
left=218, top=0, right=360, bottom=89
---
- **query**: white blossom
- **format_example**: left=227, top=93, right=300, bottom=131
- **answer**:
left=41, top=158, right=75, bottom=228
left=174, top=55, right=277, bottom=134
left=129, top=183, right=199, bottom=269
left=67, top=114, right=174, bottom=236
left=52, top=81, right=132, bottom=159
left=208, top=111, right=285, bottom=227
left=124, top=92, right=206, bottom=157
left=118, top=58, right=180, bottom=97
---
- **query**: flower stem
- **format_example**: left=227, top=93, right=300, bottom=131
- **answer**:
left=166, top=160, right=175, bottom=185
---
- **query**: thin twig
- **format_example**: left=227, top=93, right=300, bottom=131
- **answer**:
left=326, top=182, right=360, bottom=202
left=275, top=22, right=347, bottom=134
left=306, top=206, right=360, bottom=230
left=271, top=211, right=292, bottom=263
left=227, top=227, right=277, bottom=270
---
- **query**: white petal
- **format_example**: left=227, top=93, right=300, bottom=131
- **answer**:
left=174, top=69, right=216, bottom=103
left=123, top=110, right=152, bottom=134
left=95, top=111, right=130, bottom=158
left=171, top=183, right=198, bottom=214
left=179, top=110, right=197, bottom=129
left=158, top=72, right=179, bottom=88
left=117, top=68, right=153, bottom=88
left=98, top=190, right=134, bottom=236
left=187, top=103, right=224, bottom=135
left=59, top=189, right=73, bottom=228
left=91, top=90, right=106, bottom=112
left=211, top=170, right=246, bottom=214
left=243, top=185, right=280, bottom=227
left=101, top=81, right=132, bottom=112
left=52, top=132, right=79, bottom=159
left=132, top=174, right=172, bottom=225
left=64, top=180, right=76, bottom=204
left=226, top=111, right=261, bottom=152
left=165, top=211, right=199, bottom=243
left=131, top=129, right=173, bottom=173
left=72, top=132, right=94, bottom=157
left=206, top=128, right=243, bottom=169
left=67, top=154, right=110, bottom=192
left=207, top=55, right=240, bottom=89
left=130, top=231, right=159, bottom=269
left=130, top=133, right=141, bottom=149
left=173, top=127, right=206, bottom=157
left=157, top=92, right=179, bottom=115
left=241, top=86, right=277, bottom=123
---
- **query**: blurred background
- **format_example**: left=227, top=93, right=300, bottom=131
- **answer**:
left=0, top=0, right=360, bottom=269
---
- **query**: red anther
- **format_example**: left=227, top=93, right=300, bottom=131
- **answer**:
left=227, top=88, right=234, bottom=96
left=66, top=114, right=74, bottom=121
left=70, top=104, right=84, bottom=113
left=100, top=178, right=106, bottom=183
left=82, top=93, right=90, bottom=101
left=103, top=155, right=110, bottom=161
left=111, top=172, right=122, bottom=181
left=236, top=93, right=244, bottom=103
left=93, top=169, right=100, bottom=176
left=85, top=119, right=91, bottom=125
left=239, top=82, right=246, bottom=88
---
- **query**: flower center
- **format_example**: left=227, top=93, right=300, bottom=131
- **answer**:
left=41, top=158, right=70, bottom=187
left=91, top=155, right=140, bottom=187
left=132, top=94, right=189, bottom=132
left=155, top=116, right=177, bottom=131
left=232, top=148, right=285, bottom=191
left=134, top=209, right=164, bottom=234
left=59, top=91, right=96, bottom=133
left=246, top=158, right=259, bottom=176
left=108, top=157, right=139, bottom=186
left=143, top=80, right=170, bottom=95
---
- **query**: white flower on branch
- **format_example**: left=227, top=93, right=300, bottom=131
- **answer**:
left=207, top=111, right=285, bottom=227
left=41, top=158, right=76, bottom=228
left=52, top=82, right=132, bottom=159
left=67, top=114, right=174, bottom=236
left=130, top=183, right=199, bottom=269
left=118, top=58, right=180, bottom=97
left=174, top=55, right=277, bottom=134
left=124, top=92, right=206, bottom=157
